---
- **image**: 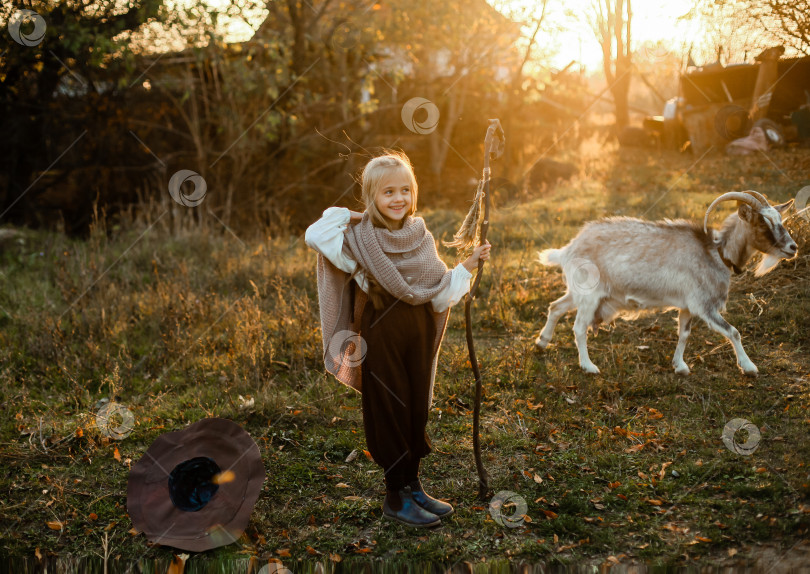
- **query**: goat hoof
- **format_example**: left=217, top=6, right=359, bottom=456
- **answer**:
left=741, top=364, right=759, bottom=377
left=673, top=363, right=690, bottom=376
left=580, top=363, right=600, bottom=374
left=535, top=337, right=550, bottom=349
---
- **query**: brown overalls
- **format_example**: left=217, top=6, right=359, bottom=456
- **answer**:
left=359, top=290, right=437, bottom=491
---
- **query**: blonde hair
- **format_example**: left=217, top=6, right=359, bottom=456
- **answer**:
left=360, top=151, right=419, bottom=230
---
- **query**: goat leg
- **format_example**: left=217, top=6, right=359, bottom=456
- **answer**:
left=672, top=309, right=692, bottom=375
left=701, top=310, right=758, bottom=376
left=573, top=303, right=601, bottom=374
left=536, top=292, right=574, bottom=348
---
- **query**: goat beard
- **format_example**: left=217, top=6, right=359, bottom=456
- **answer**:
left=754, top=253, right=782, bottom=277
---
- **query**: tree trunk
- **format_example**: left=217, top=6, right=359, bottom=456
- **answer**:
left=596, top=0, right=632, bottom=131
left=611, top=62, right=631, bottom=129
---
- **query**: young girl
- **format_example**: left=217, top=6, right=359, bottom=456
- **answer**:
left=305, top=152, right=491, bottom=528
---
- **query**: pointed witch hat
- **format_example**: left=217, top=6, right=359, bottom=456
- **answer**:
left=127, top=418, right=265, bottom=552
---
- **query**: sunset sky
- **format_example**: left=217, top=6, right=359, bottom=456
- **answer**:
left=209, top=0, right=760, bottom=74
left=512, top=0, right=701, bottom=71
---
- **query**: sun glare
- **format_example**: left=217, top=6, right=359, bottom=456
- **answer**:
left=491, top=0, right=704, bottom=73
left=174, top=0, right=769, bottom=75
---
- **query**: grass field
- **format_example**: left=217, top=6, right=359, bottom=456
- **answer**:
left=1, top=142, right=809, bottom=572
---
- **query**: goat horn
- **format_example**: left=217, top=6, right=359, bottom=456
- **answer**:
left=742, top=189, right=770, bottom=208
left=703, top=192, right=763, bottom=233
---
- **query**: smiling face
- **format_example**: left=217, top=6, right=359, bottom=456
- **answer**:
left=360, top=154, right=419, bottom=230
left=374, top=168, right=413, bottom=228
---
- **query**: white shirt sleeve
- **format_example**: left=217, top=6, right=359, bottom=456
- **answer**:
left=431, top=263, right=472, bottom=313
left=304, top=207, right=369, bottom=291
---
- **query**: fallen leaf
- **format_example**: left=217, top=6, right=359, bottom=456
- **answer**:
left=88, top=513, right=98, bottom=521
left=625, top=444, right=645, bottom=454
left=345, top=449, right=358, bottom=463
left=167, top=554, right=189, bottom=574
left=533, top=474, right=543, bottom=484
left=335, top=482, right=351, bottom=488
left=277, top=548, right=291, bottom=557
left=343, top=496, right=363, bottom=501
left=46, top=520, right=64, bottom=530
left=113, top=447, right=121, bottom=462
left=541, top=509, right=558, bottom=519
left=329, top=553, right=342, bottom=562
left=608, top=481, right=621, bottom=489
left=658, top=462, right=673, bottom=480
left=307, top=546, right=318, bottom=555
left=646, top=499, right=664, bottom=506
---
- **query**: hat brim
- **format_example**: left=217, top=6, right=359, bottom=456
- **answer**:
left=127, top=418, right=265, bottom=552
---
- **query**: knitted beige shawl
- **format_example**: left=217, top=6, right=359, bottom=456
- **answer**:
left=316, top=212, right=453, bottom=408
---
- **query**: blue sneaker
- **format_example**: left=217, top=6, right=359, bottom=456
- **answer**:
left=408, top=479, right=454, bottom=518
left=383, top=486, right=441, bottom=527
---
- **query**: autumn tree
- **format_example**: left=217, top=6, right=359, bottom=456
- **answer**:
left=0, top=0, right=165, bottom=224
left=590, top=0, right=633, bottom=130
left=496, top=0, right=551, bottom=179
left=373, top=0, right=519, bottom=177
left=694, top=0, right=810, bottom=58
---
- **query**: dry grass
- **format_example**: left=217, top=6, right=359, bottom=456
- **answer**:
left=1, top=143, right=809, bottom=571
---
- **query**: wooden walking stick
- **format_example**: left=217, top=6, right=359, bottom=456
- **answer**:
left=446, top=119, right=505, bottom=500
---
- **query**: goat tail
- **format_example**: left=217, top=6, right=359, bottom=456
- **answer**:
left=538, top=248, right=562, bottom=267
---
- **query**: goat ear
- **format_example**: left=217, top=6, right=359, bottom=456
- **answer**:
left=773, top=199, right=794, bottom=213
left=737, top=203, right=756, bottom=222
